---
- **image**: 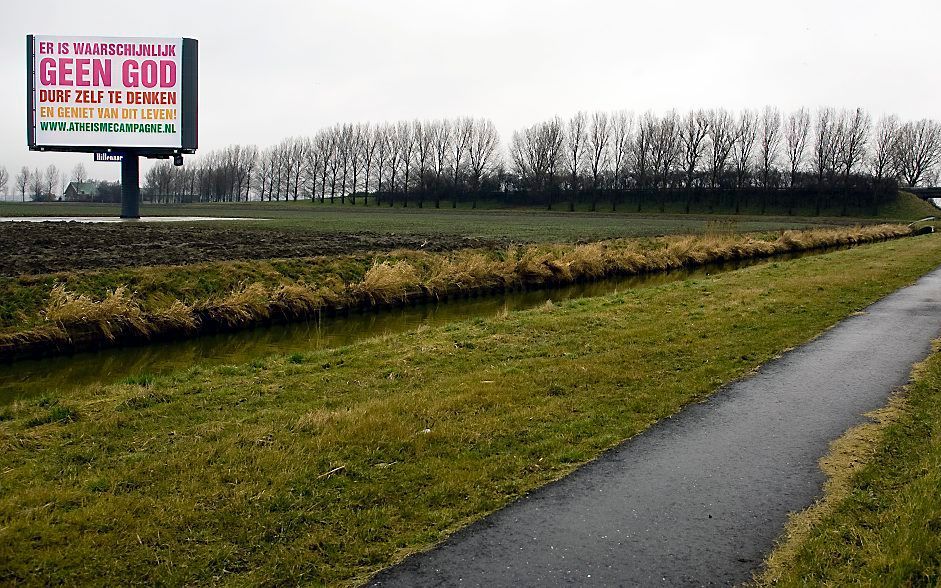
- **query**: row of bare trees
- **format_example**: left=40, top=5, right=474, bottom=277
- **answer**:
left=138, top=107, right=940, bottom=211
left=0, top=163, right=124, bottom=203
left=145, top=117, right=503, bottom=207
left=511, top=109, right=940, bottom=203
left=6, top=165, right=63, bottom=202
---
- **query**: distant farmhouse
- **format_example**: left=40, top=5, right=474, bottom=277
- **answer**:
left=63, top=181, right=99, bottom=202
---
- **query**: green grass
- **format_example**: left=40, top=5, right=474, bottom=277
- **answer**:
left=1, top=190, right=935, bottom=222
left=761, top=341, right=941, bottom=586
left=878, top=191, right=940, bottom=221
left=1, top=236, right=940, bottom=585
left=1, top=195, right=929, bottom=244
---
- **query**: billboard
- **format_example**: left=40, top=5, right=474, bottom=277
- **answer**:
left=27, top=35, right=197, bottom=154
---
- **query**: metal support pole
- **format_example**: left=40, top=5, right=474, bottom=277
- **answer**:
left=120, top=152, right=140, bottom=219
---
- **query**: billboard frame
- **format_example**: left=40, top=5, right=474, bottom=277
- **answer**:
left=26, top=35, right=198, bottom=219
left=26, top=35, right=198, bottom=157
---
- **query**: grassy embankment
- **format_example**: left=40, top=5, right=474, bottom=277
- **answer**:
left=1, top=235, right=940, bottom=585
left=757, top=341, right=941, bottom=586
left=0, top=225, right=910, bottom=359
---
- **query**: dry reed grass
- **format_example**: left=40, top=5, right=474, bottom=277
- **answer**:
left=355, top=261, right=422, bottom=304
left=197, top=282, right=272, bottom=328
left=0, top=224, right=913, bottom=359
left=41, top=284, right=151, bottom=340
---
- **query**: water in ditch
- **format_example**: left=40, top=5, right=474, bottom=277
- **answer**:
left=0, top=249, right=826, bottom=404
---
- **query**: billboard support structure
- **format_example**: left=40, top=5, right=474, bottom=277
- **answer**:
left=120, top=152, right=140, bottom=219
left=26, top=35, right=198, bottom=218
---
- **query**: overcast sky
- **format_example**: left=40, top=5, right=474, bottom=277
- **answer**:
left=2, top=0, right=939, bottom=186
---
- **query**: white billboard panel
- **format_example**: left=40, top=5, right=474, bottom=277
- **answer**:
left=30, top=35, right=185, bottom=150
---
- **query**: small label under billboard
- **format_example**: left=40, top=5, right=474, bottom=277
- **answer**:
left=94, top=152, right=123, bottom=162
left=27, top=35, right=197, bottom=154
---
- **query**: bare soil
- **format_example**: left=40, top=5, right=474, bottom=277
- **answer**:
left=0, top=222, right=507, bottom=276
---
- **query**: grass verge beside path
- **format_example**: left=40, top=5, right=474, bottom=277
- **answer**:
left=1, top=236, right=940, bottom=585
left=0, top=225, right=910, bottom=360
left=757, top=341, right=941, bottom=586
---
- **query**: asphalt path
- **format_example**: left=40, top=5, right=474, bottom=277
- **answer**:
left=370, top=266, right=941, bottom=587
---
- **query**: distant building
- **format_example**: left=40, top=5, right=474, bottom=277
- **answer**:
left=63, top=181, right=99, bottom=202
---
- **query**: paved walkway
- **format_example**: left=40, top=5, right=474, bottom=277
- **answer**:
left=370, top=267, right=941, bottom=587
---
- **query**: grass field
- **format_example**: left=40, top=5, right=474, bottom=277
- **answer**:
left=0, top=200, right=841, bottom=241
left=757, top=341, right=941, bottom=586
left=1, top=191, right=936, bottom=243
left=1, top=235, right=940, bottom=585
left=1, top=190, right=936, bottom=223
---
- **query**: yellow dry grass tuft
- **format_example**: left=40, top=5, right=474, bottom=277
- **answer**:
left=198, top=282, right=272, bottom=328
left=150, top=300, right=198, bottom=333
left=42, top=284, right=150, bottom=341
left=513, top=248, right=562, bottom=283
left=424, top=252, right=512, bottom=297
left=269, top=283, right=327, bottom=318
left=558, top=243, right=610, bottom=280
left=357, top=261, right=422, bottom=304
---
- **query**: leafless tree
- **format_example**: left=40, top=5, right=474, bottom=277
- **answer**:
left=302, top=136, right=321, bottom=200
left=0, top=166, right=8, bottom=197
left=386, top=123, right=404, bottom=206
left=708, top=109, right=736, bottom=189
left=511, top=117, right=564, bottom=208
left=30, top=167, right=44, bottom=200
left=397, top=121, right=416, bottom=206
left=838, top=108, right=871, bottom=178
left=564, top=111, right=587, bottom=210
left=451, top=117, right=473, bottom=208
left=680, top=109, right=710, bottom=190
left=893, top=119, right=941, bottom=187
left=812, top=107, right=840, bottom=182
left=610, top=111, right=633, bottom=194
left=70, top=163, right=88, bottom=183
left=412, top=120, right=433, bottom=207
left=466, top=118, right=500, bottom=208
left=810, top=107, right=848, bottom=213
left=784, top=108, right=810, bottom=187
left=360, top=124, right=378, bottom=205
left=291, top=138, right=308, bottom=200
left=256, top=146, right=277, bottom=201
left=373, top=125, right=389, bottom=204
left=145, top=161, right=176, bottom=202
left=44, top=165, right=60, bottom=199
left=348, top=126, right=366, bottom=204
left=870, top=115, right=899, bottom=180
left=586, top=111, right=611, bottom=210
left=326, top=126, right=344, bottom=202
left=336, top=125, right=354, bottom=203
left=16, top=167, right=29, bottom=202
left=650, top=110, right=681, bottom=192
left=732, top=109, right=759, bottom=190
left=758, top=106, right=782, bottom=190
left=431, top=119, right=451, bottom=208
left=236, top=144, right=259, bottom=201
left=630, top=111, right=655, bottom=192
left=313, top=129, right=333, bottom=203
